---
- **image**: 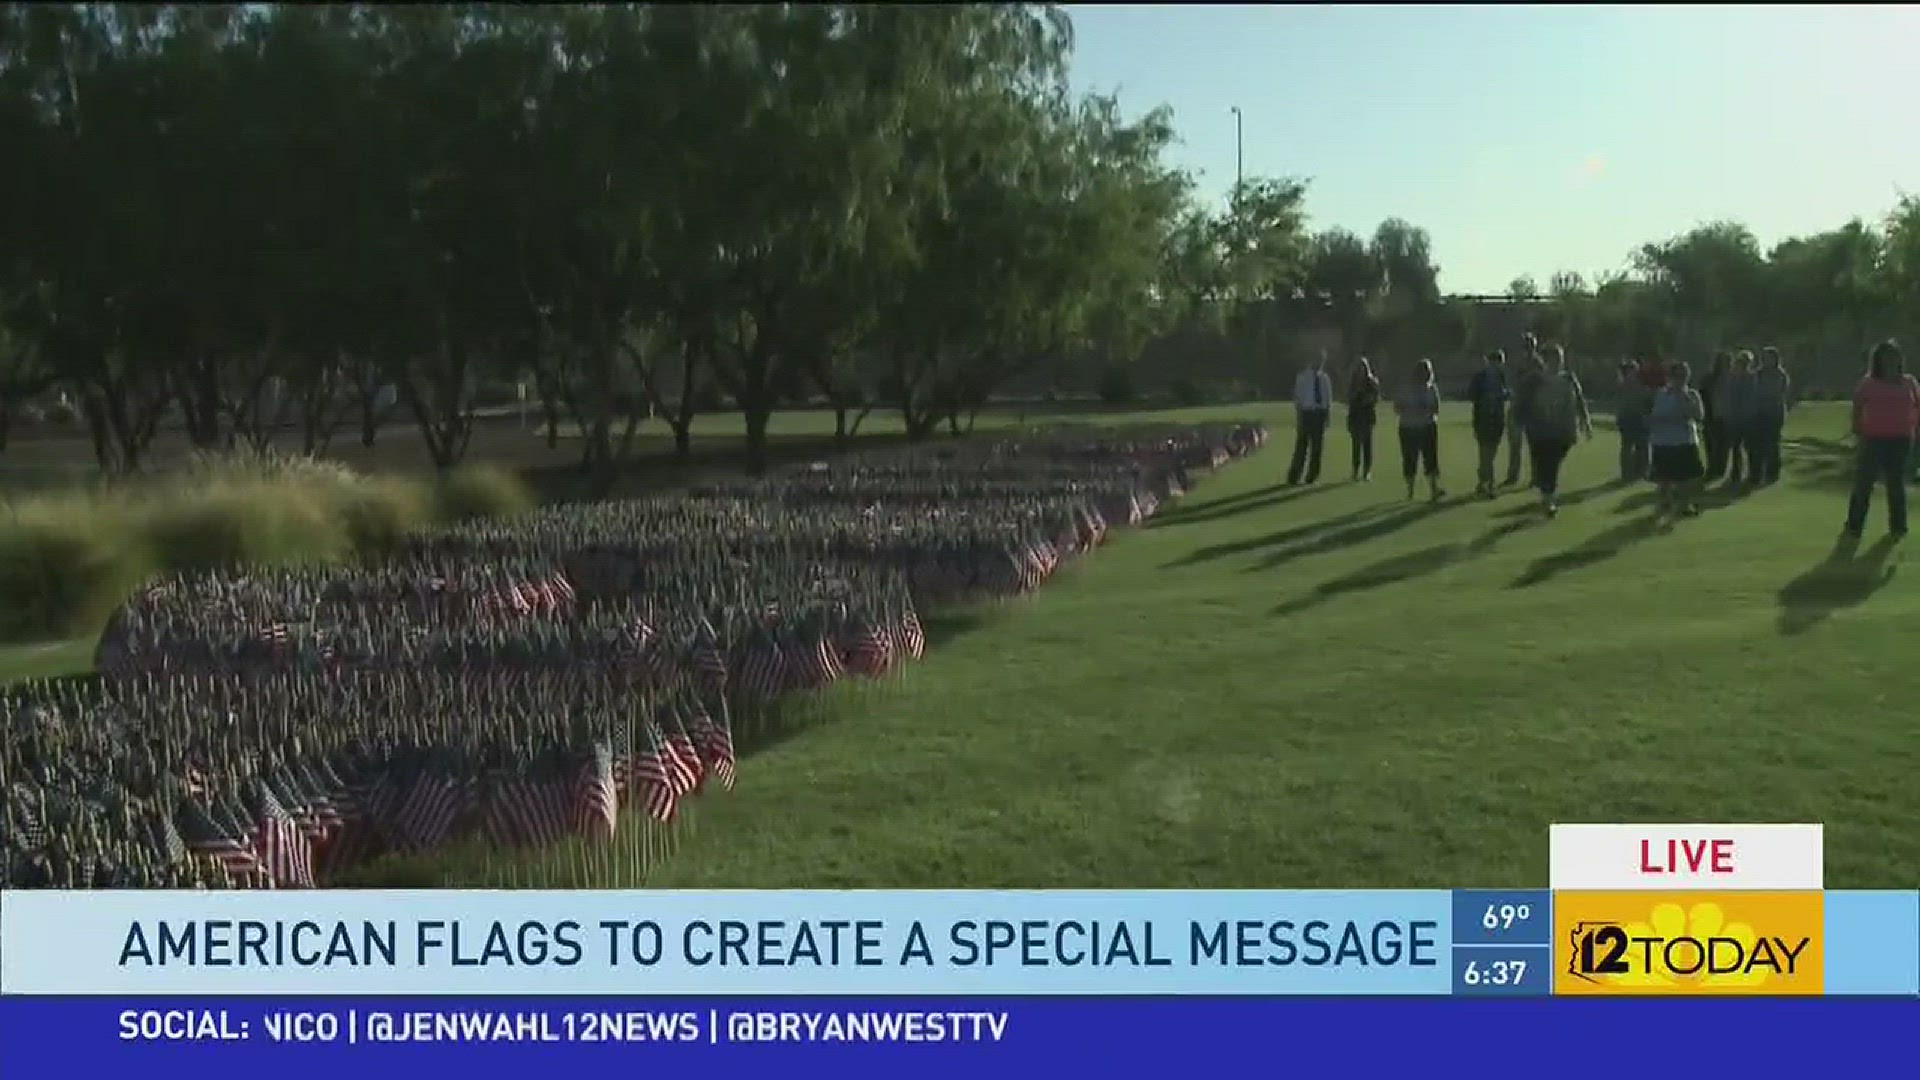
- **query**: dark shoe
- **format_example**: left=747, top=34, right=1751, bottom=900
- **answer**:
left=1841, top=525, right=1864, bottom=539
left=1893, top=528, right=1910, bottom=540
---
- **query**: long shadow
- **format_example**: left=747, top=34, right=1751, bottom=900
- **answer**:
left=1149, top=483, right=1334, bottom=529
left=1162, top=502, right=1391, bottom=568
left=1247, top=497, right=1468, bottom=573
left=1776, top=535, right=1901, bottom=635
left=1492, top=481, right=1618, bottom=519
left=1508, top=516, right=1666, bottom=589
left=1612, top=489, right=1659, bottom=515
left=1271, top=518, right=1533, bottom=616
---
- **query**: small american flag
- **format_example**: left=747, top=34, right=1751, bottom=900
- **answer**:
left=576, top=743, right=618, bottom=841
left=845, top=620, right=894, bottom=677
left=253, top=783, right=315, bottom=889
left=662, top=714, right=704, bottom=796
left=690, top=706, right=736, bottom=792
left=630, top=724, right=680, bottom=822
left=901, top=608, right=927, bottom=659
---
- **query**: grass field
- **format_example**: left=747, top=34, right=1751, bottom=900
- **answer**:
left=6, top=402, right=1916, bottom=888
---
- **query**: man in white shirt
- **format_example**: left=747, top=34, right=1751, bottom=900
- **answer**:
left=1287, top=353, right=1336, bottom=485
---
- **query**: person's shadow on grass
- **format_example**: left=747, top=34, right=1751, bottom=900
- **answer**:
left=1148, top=482, right=1333, bottom=530
left=1508, top=516, right=1666, bottom=589
left=1775, top=534, right=1901, bottom=635
left=1161, top=501, right=1389, bottom=568
left=1271, top=519, right=1532, bottom=616
left=1248, top=496, right=1467, bottom=573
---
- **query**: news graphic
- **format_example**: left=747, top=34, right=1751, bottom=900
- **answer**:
left=2, top=823, right=1917, bottom=1077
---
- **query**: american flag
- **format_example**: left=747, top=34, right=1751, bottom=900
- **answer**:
left=576, top=743, right=618, bottom=841
left=629, top=724, right=680, bottom=822
left=901, top=608, right=927, bottom=659
left=689, top=706, right=736, bottom=791
left=791, top=630, right=842, bottom=689
left=661, top=713, right=705, bottom=795
left=251, top=783, right=315, bottom=889
left=693, top=623, right=729, bottom=691
left=176, top=797, right=261, bottom=886
left=482, top=773, right=571, bottom=848
left=260, top=622, right=291, bottom=658
left=391, top=773, right=471, bottom=854
left=845, top=619, right=894, bottom=677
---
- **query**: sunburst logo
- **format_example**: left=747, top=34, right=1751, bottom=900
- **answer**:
left=1555, top=892, right=1823, bottom=996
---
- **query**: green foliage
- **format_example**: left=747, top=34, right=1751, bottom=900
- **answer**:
left=0, top=504, right=151, bottom=639
left=0, top=452, right=526, bottom=642
left=433, top=464, right=535, bottom=523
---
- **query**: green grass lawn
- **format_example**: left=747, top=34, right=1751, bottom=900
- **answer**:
left=8, top=402, right=1917, bottom=888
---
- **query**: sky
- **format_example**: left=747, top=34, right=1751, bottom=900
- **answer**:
left=1064, top=4, right=1920, bottom=295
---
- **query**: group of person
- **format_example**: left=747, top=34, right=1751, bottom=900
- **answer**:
left=1284, top=335, right=1920, bottom=534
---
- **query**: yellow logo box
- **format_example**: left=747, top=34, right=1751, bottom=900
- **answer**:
left=1553, top=892, right=1823, bottom=995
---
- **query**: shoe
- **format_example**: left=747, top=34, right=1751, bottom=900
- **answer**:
left=1894, top=528, right=1910, bottom=540
left=1405, top=480, right=1417, bottom=500
left=1841, top=525, right=1863, bottom=539
left=1545, top=500, right=1559, bottom=519
left=1681, top=504, right=1701, bottom=517
left=1430, top=488, right=1446, bottom=504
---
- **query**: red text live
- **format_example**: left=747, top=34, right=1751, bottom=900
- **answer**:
left=1639, top=838, right=1736, bottom=875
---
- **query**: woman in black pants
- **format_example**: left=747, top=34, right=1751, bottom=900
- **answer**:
left=1393, top=359, right=1445, bottom=502
left=1348, top=357, right=1381, bottom=481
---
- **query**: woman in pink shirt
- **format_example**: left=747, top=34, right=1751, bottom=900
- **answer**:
left=1844, top=340, right=1919, bottom=539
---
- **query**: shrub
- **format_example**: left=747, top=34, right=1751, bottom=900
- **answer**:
left=0, top=502, right=151, bottom=640
left=333, top=475, right=434, bottom=558
left=0, top=451, right=532, bottom=643
left=138, top=479, right=352, bottom=574
left=433, top=464, right=534, bottom=522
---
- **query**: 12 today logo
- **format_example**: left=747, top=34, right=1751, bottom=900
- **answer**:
left=1553, top=892, right=1823, bottom=995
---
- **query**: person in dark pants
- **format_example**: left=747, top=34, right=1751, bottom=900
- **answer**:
left=1503, top=334, right=1541, bottom=486
left=1287, top=354, right=1335, bottom=485
left=1751, top=346, right=1792, bottom=485
left=1715, top=350, right=1759, bottom=486
left=1522, top=343, right=1593, bottom=518
left=1347, top=357, right=1381, bottom=481
left=1843, top=340, right=1919, bottom=539
left=1467, top=349, right=1510, bottom=498
left=1393, top=358, right=1445, bottom=502
left=1699, top=351, right=1731, bottom=480
left=1615, top=358, right=1652, bottom=482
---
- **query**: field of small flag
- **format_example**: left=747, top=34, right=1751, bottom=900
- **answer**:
left=1, top=423, right=1266, bottom=889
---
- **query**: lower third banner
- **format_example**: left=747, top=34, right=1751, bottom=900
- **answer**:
left=1, top=996, right=1914, bottom=1077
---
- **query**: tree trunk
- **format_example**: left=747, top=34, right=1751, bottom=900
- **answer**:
left=742, top=402, right=772, bottom=476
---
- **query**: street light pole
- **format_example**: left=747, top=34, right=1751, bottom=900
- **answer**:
left=1229, top=106, right=1243, bottom=195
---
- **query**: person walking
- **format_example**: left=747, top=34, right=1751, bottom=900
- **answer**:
left=1503, top=334, right=1541, bottom=486
left=1715, top=350, right=1760, bottom=485
left=1648, top=360, right=1707, bottom=522
left=1842, top=340, right=1919, bottom=539
left=1394, top=358, right=1445, bottom=503
left=1751, top=346, right=1792, bottom=485
left=1615, top=358, right=1653, bottom=483
left=1467, top=349, right=1511, bottom=498
left=1287, top=353, right=1335, bottom=486
left=1522, top=343, right=1593, bottom=518
left=1347, top=358, right=1382, bottom=481
left=1699, top=350, right=1732, bottom=480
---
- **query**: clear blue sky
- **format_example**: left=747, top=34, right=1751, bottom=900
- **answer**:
left=1065, top=4, right=1920, bottom=294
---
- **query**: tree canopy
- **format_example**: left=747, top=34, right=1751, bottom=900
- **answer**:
left=3, top=3, right=1917, bottom=473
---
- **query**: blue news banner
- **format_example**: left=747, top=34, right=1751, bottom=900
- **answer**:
left=1, top=889, right=1915, bottom=1078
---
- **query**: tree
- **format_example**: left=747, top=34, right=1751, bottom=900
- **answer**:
left=1507, top=275, right=1540, bottom=300
left=1371, top=218, right=1440, bottom=309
